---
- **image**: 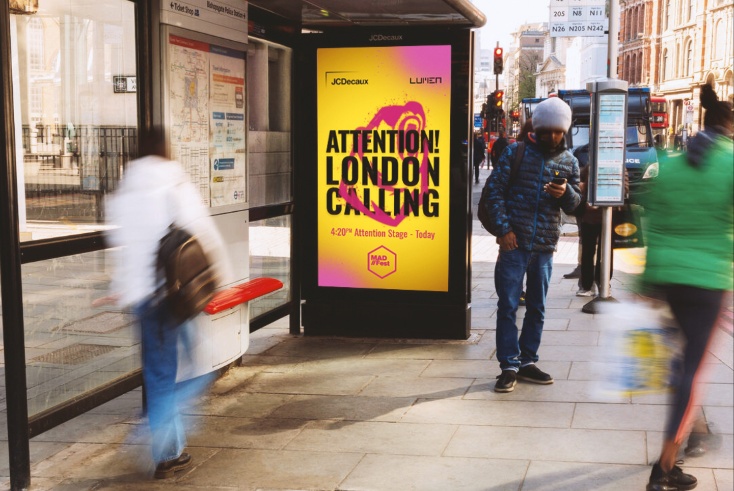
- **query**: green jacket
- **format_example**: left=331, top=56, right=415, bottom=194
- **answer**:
left=642, top=135, right=733, bottom=291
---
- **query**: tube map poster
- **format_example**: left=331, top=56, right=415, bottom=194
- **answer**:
left=167, top=34, right=246, bottom=207
left=317, top=45, right=451, bottom=292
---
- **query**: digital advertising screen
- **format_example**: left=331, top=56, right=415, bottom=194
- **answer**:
left=317, top=45, right=451, bottom=292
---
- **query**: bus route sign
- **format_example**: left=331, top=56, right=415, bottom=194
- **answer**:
left=549, top=0, right=607, bottom=37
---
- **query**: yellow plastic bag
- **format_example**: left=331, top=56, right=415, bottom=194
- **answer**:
left=599, top=299, right=682, bottom=396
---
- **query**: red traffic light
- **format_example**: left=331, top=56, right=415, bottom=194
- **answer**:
left=493, top=47, right=504, bottom=75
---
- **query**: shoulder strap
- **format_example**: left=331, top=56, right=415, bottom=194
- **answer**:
left=509, top=141, right=525, bottom=187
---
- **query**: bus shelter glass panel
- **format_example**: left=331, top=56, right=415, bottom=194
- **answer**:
left=247, top=39, right=292, bottom=207
left=249, top=215, right=291, bottom=318
left=21, top=250, right=140, bottom=417
left=9, top=0, right=138, bottom=242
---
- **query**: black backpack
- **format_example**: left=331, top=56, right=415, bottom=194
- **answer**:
left=156, top=224, right=217, bottom=325
left=477, top=141, right=525, bottom=232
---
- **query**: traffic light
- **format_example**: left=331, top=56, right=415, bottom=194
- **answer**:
left=494, top=90, right=504, bottom=110
left=486, top=93, right=496, bottom=117
left=493, top=47, right=504, bottom=75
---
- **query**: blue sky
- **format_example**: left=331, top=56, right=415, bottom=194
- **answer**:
left=472, top=0, right=551, bottom=51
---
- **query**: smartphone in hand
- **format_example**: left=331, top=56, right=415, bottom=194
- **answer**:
left=552, top=177, right=567, bottom=185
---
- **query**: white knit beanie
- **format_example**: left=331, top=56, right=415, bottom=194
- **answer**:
left=532, top=97, right=572, bottom=132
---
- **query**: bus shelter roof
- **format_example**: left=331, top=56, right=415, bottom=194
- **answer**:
left=248, top=0, right=486, bottom=29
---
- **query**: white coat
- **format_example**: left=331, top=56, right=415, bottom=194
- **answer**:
left=106, top=155, right=231, bottom=307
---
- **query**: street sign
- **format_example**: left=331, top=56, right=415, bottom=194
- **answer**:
left=549, top=0, right=607, bottom=37
left=587, top=79, right=627, bottom=206
left=474, top=113, right=483, bottom=128
left=686, top=104, right=694, bottom=112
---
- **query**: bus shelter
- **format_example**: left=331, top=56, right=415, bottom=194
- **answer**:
left=0, top=0, right=485, bottom=488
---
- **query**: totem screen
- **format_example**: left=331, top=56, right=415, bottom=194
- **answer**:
left=317, top=45, right=451, bottom=292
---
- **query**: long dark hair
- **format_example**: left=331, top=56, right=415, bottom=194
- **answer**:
left=517, top=120, right=533, bottom=142
left=137, top=126, right=167, bottom=158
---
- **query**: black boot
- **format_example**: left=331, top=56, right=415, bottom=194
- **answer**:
left=646, top=462, right=697, bottom=491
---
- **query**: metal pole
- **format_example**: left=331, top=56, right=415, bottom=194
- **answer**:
left=495, top=73, right=499, bottom=131
left=598, top=0, right=621, bottom=300
left=0, top=3, right=32, bottom=489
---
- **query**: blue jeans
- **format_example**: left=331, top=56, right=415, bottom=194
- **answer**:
left=136, top=298, right=188, bottom=464
left=494, top=248, right=553, bottom=371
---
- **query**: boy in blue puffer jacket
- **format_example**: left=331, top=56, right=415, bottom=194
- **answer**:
left=482, top=97, right=581, bottom=393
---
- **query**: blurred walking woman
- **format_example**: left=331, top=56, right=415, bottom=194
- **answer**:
left=96, top=127, right=229, bottom=479
left=642, top=84, right=733, bottom=490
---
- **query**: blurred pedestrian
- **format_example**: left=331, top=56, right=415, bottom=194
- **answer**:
left=641, top=83, right=733, bottom=491
left=490, top=127, right=509, bottom=168
left=575, top=164, right=628, bottom=297
left=564, top=143, right=591, bottom=281
left=95, top=127, right=229, bottom=479
left=473, top=131, right=486, bottom=183
left=674, top=126, right=683, bottom=151
left=482, top=97, right=581, bottom=392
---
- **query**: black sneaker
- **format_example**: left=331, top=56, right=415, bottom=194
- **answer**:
left=494, top=370, right=517, bottom=393
left=517, top=364, right=554, bottom=384
left=563, top=265, right=581, bottom=279
left=154, top=452, right=192, bottom=479
left=646, top=463, right=697, bottom=491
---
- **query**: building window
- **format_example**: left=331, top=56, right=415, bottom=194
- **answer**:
left=629, top=9, right=635, bottom=40
left=665, top=0, right=671, bottom=29
left=638, top=5, right=645, bottom=35
left=687, top=0, right=694, bottom=21
left=714, top=20, right=725, bottom=59
left=27, top=18, right=44, bottom=70
left=30, top=86, right=42, bottom=119
left=632, top=53, right=637, bottom=84
left=685, top=39, right=693, bottom=77
left=675, top=43, right=681, bottom=77
left=661, top=49, right=668, bottom=82
left=678, top=0, right=684, bottom=25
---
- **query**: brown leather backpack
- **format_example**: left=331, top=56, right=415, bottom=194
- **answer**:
left=156, top=224, right=217, bottom=325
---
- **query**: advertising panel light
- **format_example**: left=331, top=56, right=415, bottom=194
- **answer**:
left=317, top=45, right=451, bottom=292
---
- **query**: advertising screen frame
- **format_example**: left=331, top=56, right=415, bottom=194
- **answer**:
left=296, top=27, right=473, bottom=339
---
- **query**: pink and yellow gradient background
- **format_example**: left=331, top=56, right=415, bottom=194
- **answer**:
left=317, top=45, right=451, bottom=291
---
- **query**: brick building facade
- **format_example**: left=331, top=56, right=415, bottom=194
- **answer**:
left=620, top=0, right=733, bottom=143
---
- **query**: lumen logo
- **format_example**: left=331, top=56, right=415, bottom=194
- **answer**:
left=369, top=34, right=403, bottom=42
left=410, top=77, right=443, bottom=85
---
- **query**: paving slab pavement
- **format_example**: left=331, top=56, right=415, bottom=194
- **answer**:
left=1, top=166, right=731, bottom=490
